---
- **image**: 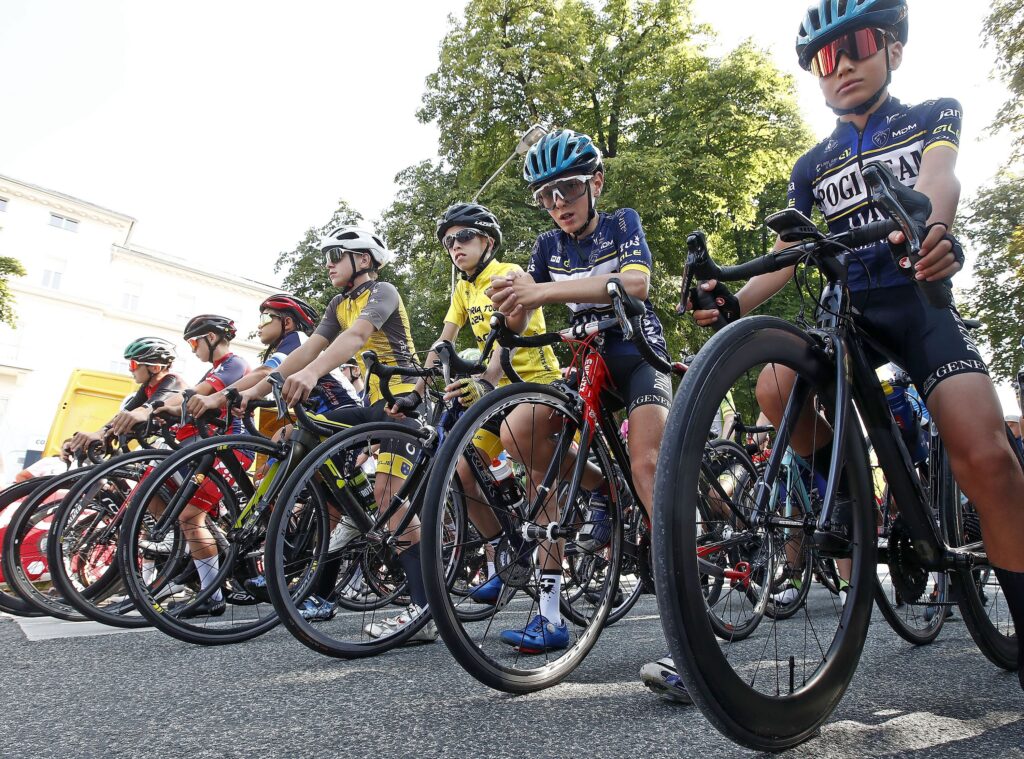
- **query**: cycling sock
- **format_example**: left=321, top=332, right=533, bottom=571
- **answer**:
left=193, top=556, right=223, bottom=603
left=791, top=577, right=803, bottom=591
left=993, top=567, right=1024, bottom=689
left=142, top=559, right=157, bottom=586
left=398, top=543, right=428, bottom=609
left=487, top=538, right=500, bottom=578
left=539, top=572, right=562, bottom=625
left=838, top=578, right=850, bottom=591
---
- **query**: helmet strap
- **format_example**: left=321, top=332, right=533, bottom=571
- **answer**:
left=463, top=238, right=496, bottom=283
left=341, top=251, right=375, bottom=293
left=202, top=335, right=224, bottom=362
left=570, top=183, right=598, bottom=240
left=829, top=43, right=892, bottom=117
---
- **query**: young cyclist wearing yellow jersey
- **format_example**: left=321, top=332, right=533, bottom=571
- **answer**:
left=393, top=203, right=563, bottom=610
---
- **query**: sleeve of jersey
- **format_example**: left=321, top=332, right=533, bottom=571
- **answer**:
left=786, top=153, right=814, bottom=216
left=923, top=98, right=963, bottom=156
left=313, top=295, right=344, bottom=341
left=207, top=357, right=248, bottom=392
left=443, top=282, right=467, bottom=327
left=359, top=282, right=400, bottom=329
left=123, top=385, right=149, bottom=412
left=616, top=209, right=653, bottom=276
left=525, top=239, right=551, bottom=284
left=263, top=331, right=301, bottom=370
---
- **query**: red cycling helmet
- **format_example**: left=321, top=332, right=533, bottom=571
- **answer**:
left=260, top=293, right=319, bottom=335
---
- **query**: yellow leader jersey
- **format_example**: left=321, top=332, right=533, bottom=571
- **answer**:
left=444, top=259, right=560, bottom=385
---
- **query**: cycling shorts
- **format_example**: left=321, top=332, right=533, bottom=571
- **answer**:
left=851, top=285, right=988, bottom=402
left=321, top=399, right=420, bottom=480
left=601, top=354, right=672, bottom=415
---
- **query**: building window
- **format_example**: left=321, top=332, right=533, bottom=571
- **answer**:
left=42, top=258, right=65, bottom=290
left=49, top=213, right=79, bottom=232
left=122, top=282, right=142, bottom=312
left=0, top=198, right=7, bottom=212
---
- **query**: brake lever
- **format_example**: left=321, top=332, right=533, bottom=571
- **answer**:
left=862, top=162, right=927, bottom=256
left=684, top=231, right=728, bottom=330
left=266, top=372, right=292, bottom=421
left=606, top=280, right=635, bottom=341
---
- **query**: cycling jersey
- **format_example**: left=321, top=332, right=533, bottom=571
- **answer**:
left=314, top=280, right=419, bottom=405
left=526, top=208, right=669, bottom=361
left=124, top=374, right=186, bottom=411
left=264, top=331, right=360, bottom=413
left=176, top=353, right=250, bottom=440
left=787, top=96, right=963, bottom=292
left=445, top=258, right=560, bottom=385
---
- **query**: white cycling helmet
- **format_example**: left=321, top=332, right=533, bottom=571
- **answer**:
left=319, top=226, right=396, bottom=269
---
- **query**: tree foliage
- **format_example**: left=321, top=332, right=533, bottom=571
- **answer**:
left=963, top=173, right=1024, bottom=382
left=983, top=0, right=1024, bottom=158
left=273, top=200, right=366, bottom=316
left=381, top=0, right=812, bottom=360
left=0, top=256, right=26, bottom=327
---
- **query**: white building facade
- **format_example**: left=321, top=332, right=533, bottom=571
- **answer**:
left=0, top=173, right=279, bottom=481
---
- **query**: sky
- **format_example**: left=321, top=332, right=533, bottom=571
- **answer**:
left=0, top=0, right=1018, bottom=405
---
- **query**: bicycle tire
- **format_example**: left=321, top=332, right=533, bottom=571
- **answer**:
left=0, top=479, right=51, bottom=617
left=421, top=382, right=622, bottom=693
left=47, top=449, right=176, bottom=628
left=2, top=468, right=97, bottom=620
left=654, top=316, right=876, bottom=751
left=265, top=422, right=436, bottom=658
left=118, top=434, right=282, bottom=645
left=941, top=426, right=1021, bottom=669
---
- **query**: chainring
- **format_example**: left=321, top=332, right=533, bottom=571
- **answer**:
left=495, top=537, right=533, bottom=589
left=887, top=516, right=928, bottom=603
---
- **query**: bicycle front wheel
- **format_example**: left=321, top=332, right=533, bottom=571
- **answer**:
left=654, top=316, right=876, bottom=751
left=421, top=382, right=623, bottom=693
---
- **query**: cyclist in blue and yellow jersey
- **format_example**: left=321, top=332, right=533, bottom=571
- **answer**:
left=689, top=0, right=1024, bottom=694
left=65, top=337, right=185, bottom=455
left=237, top=227, right=434, bottom=638
left=489, top=128, right=673, bottom=654
left=392, top=202, right=562, bottom=607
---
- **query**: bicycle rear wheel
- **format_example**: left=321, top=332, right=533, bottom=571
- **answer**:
left=654, top=317, right=876, bottom=751
left=421, top=383, right=623, bottom=693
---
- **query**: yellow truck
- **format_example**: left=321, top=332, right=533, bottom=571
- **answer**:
left=42, top=370, right=138, bottom=457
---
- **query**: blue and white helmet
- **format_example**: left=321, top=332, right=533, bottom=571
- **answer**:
left=522, top=129, right=603, bottom=190
left=797, top=0, right=909, bottom=71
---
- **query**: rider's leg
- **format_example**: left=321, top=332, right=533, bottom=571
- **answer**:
left=929, top=373, right=1024, bottom=686
left=179, top=502, right=223, bottom=603
left=627, top=403, right=668, bottom=523
left=927, top=373, right=1024, bottom=572
left=756, top=364, right=834, bottom=457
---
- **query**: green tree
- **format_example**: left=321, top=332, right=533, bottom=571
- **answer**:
left=963, top=173, right=1024, bottom=382
left=273, top=200, right=366, bottom=315
left=0, top=256, right=26, bottom=327
left=983, top=0, right=1024, bottom=159
left=380, top=0, right=812, bottom=363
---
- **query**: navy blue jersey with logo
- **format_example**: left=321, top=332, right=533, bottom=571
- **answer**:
left=787, top=96, right=962, bottom=292
left=527, top=209, right=668, bottom=361
left=264, top=331, right=359, bottom=413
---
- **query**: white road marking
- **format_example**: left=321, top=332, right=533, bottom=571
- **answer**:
left=3, top=613, right=155, bottom=641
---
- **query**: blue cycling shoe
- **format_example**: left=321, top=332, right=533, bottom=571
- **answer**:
left=298, top=595, right=338, bottom=622
left=499, top=614, right=569, bottom=653
left=469, top=574, right=504, bottom=605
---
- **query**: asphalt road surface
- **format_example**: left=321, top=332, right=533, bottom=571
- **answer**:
left=1, top=596, right=1021, bottom=758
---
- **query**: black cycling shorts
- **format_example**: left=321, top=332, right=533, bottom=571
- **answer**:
left=601, top=353, right=672, bottom=415
left=851, top=285, right=988, bottom=402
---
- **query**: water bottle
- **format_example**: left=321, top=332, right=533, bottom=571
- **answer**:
left=489, top=456, right=525, bottom=513
left=881, top=380, right=928, bottom=464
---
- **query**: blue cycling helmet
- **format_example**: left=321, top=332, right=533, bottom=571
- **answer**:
left=797, top=0, right=908, bottom=116
left=522, top=129, right=603, bottom=190
left=797, top=0, right=908, bottom=71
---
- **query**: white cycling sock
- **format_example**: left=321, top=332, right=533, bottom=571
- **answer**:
left=193, top=556, right=223, bottom=602
left=539, top=572, right=562, bottom=625
left=141, top=559, right=157, bottom=586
